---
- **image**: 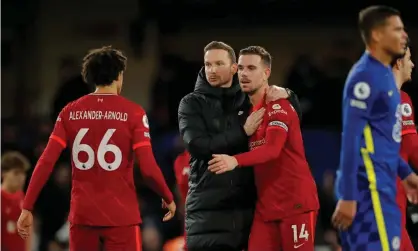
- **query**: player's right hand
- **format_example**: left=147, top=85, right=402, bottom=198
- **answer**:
left=17, top=209, right=33, bottom=239
left=265, top=86, right=289, bottom=102
left=331, top=200, right=357, bottom=231
left=244, top=108, right=265, bottom=136
left=162, top=199, right=176, bottom=222
left=208, top=154, right=238, bottom=174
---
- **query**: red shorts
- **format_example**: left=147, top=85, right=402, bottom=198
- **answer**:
left=248, top=211, right=317, bottom=251
left=70, top=223, right=142, bottom=251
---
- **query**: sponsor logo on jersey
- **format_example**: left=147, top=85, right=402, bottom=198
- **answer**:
left=268, top=121, right=288, bottom=131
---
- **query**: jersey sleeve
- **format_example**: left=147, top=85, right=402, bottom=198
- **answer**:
left=401, top=93, right=416, bottom=136
left=23, top=107, right=69, bottom=210
left=234, top=101, right=289, bottom=167
left=402, top=133, right=418, bottom=169
left=49, top=108, right=68, bottom=148
left=398, top=157, right=413, bottom=180
left=266, top=101, right=292, bottom=133
left=338, top=71, right=379, bottom=201
left=132, top=107, right=151, bottom=150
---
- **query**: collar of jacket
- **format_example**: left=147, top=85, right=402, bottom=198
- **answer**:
left=194, top=67, right=241, bottom=98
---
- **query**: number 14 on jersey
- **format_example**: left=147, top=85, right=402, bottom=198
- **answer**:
left=291, top=224, right=309, bottom=243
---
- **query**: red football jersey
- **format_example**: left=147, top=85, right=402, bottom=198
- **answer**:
left=59, top=94, right=152, bottom=226
left=235, top=99, right=319, bottom=221
left=397, top=91, right=417, bottom=213
left=1, top=190, right=26, bottom=251
left=53, top=93, right=152, bottom=226
left=174, top=151, right=190, bottom=203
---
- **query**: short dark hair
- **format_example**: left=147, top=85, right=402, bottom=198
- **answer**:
left=1, top=151, right=30, bottom=173
left=239, top=46, right=272, bottom=68
left=81, top=46, right=127, bottom=86
left=358, top=5, right=400, bottom=44
left=204, top=41, right=236, bottom=63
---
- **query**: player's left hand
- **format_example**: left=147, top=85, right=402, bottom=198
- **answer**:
left=162, top=199, right=176, bottom=221
left=266, top=85, right=289, bottom=103
left=17, top=209, right=33, bottom=239
left=331, top=200, right=357, bottom=231
left=406, top=190, right=418, bottom=204
left=208, top=154, right=238, bottom=174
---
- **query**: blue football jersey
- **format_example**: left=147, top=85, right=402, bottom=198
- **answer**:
left=335, top=52, right=412, bottom=251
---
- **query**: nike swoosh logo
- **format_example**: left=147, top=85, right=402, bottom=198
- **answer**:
left=294, top=243, right=305, bottom=249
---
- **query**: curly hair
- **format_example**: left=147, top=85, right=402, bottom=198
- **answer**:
left=81, top=46, right=127, bottom=86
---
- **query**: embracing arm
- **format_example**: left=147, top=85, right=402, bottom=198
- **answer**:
left=234, top=125, right=287, bottom=167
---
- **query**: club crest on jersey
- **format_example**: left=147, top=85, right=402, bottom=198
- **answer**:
left=142, top=115, right=149, bottom=128
left=272, top=104, right=281, bottom=110
left=353, top=82, right=370, bottom=100
left=401, top=103, right=412, bottom=117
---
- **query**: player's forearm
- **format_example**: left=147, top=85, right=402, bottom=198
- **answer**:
left=234, top=128, right=287, bottom=167
left=339, top=115, right=366, bottom=201
left=135, top=146, right=174, bottom=203
left=23, top=140, right=63, bottom=210
left=403, top=133, right=418, bottom=169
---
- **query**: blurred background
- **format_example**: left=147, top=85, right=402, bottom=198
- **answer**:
left=2, top=0, right=418, bottom=250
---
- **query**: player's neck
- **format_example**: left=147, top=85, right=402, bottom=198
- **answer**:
left=249, top=84, right=268, bottom=106
left=393, top=71, right=404, bottom=90
left=367, top=46, right=392, bottom=66
left=94, top=85, right=118, bottom=94
left=1, top=183, right=18, bottom=193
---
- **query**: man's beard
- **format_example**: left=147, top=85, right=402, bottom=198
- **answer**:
left=246, top=89, right=257, bottom=95
left=244, top=85, right=261, bottom=95
left=212, top=77, right=232, bottom=88
left=387, top=48, right=406, bottom=61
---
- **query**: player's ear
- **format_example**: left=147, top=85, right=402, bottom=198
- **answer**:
left=264, top=67, right=271, bottom=81
left=396, top=60, right=402, bottom=70
left=371, top=29, right=383, bottom=43
left=231, top=63, right=238, bottom=75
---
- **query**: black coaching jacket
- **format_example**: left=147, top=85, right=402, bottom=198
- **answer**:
left=178, top=67, right=302, bottom=251
left=178, top=68, right=256, bottom=251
